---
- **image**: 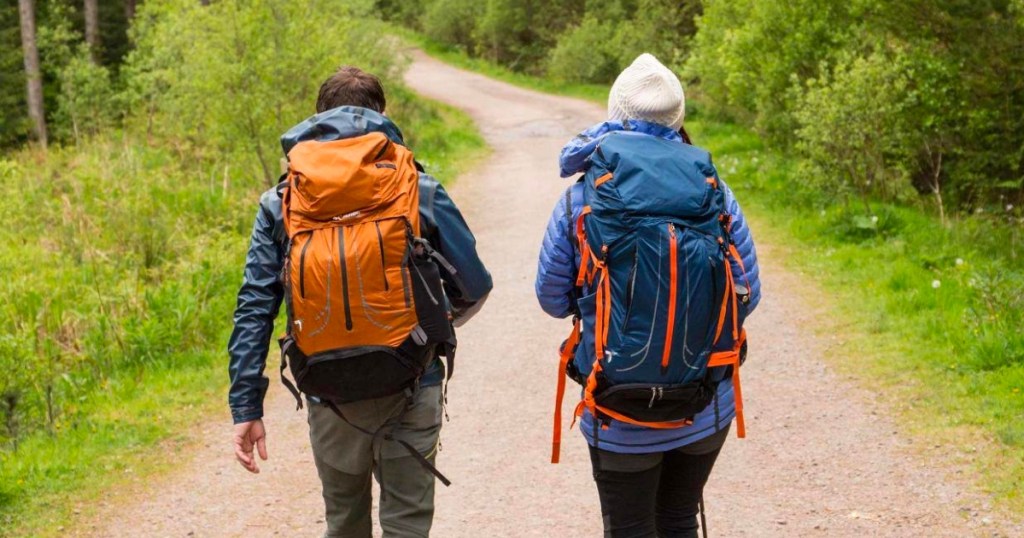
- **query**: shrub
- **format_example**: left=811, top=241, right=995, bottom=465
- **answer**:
left=546, top=16, right=620, bottom=84
left=422, top=0, right=482, bottom=52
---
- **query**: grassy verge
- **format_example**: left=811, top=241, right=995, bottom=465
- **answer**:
left=404, top=38, right=1024, bottom=512
left=0, top=91, right=485, bottom=537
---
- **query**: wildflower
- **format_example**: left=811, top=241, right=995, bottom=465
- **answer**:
left=820, top=209, right=827, bottom=217
left=871, top=215, right=879, bottom=224
left=956, top=258, right=964, bottom=266
left=932, top=280, right=942, bottom=289
left=1007, top=204, right=1015, bottom=212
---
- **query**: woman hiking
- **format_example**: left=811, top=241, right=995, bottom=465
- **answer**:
left=536, top=53, right=761, bottom=537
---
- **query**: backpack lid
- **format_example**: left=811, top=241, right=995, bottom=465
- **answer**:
left=583, top=133, right=724, bottom=251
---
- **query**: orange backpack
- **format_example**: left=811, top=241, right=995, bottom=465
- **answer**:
left=277, top=131, right=456, bottom=408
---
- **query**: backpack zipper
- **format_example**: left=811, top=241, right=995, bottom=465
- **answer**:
left=375, top=222, right=389, bottom=291
left=662, top=224, right=678, bottom=373
left=298, top=233, right=312, bottom=298
left=400, top=252, right=412, bottom=307
left=337, top=227, right=353, bottom=331
left=647, top=387, right=664, bottom=409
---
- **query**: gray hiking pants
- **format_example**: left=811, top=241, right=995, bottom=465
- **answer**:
left=307, top=385, right=443, bottom=538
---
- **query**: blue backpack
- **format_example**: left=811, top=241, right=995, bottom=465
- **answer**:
left=551, top=132, right=749, bottom=463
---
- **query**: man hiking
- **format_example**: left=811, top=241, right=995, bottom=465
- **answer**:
left=228, top=66, right=492, bottom=538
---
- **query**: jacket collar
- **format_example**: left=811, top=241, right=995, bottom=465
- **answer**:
left=280, top=106, right=405, bottom=155
left=559, top=119, right=682, bottom=178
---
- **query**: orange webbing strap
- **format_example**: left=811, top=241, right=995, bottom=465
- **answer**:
left=592, top=404, right=694, bottom=430
left=580, top=355, right=603, bottom=416
left=575, top=208, right=593, bottom=287
left=728, top=243, right=751, bottom=296
left=708, top=329, right=747, bottom=438
left=593, top=268, right=610, bottom=361
left=579, top=351, right=694, bottom=430
left=662, top=224, right=678, bottom=371
left=595, top=172, right=614, bottom=187
left=552, top=318, right=581, bottom=464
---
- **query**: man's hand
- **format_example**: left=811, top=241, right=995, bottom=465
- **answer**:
left=233, top=419, right=268, bottom=474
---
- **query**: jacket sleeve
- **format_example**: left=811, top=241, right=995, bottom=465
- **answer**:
left=419, top=175, right=493, bottom=326
left=719, top=179, right=762, bottom=313
left=535, top=184, right=581, bottom=319
left=227, top=192, right=284, bottom=424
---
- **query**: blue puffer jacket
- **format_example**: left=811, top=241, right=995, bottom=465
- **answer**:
left=227, top=107, right=493, bottom=424
left=536, top=120, right=761, bottom=453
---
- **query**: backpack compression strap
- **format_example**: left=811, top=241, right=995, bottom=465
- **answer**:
left=706, top=240, right=749, bottom=438
left=551, top=317, right=581, bottom=464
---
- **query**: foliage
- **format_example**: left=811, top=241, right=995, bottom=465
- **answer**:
left=421, top=0, right=482, bottom=52
left=0, top=1, right=27, bottom=147
left=547, top=1, right=701, bottom=84
left=545, top=15, right=620, bottom=84
left=794, top=46, right=957, bottom=213
left=123, top=0, right=396, bottom=186
left=55, top=45, right=118, bottom=142
left=0, top=0, right=136, bottom=149
left=687, top=0, right=853, bottom=139
left=689, top=0, right=1024, bottom=210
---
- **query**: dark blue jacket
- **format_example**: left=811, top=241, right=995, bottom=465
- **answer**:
left=228, top=107, right=492, bottom=424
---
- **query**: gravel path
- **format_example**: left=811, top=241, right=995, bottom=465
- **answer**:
left=79, top=51, right=1019, bottom=538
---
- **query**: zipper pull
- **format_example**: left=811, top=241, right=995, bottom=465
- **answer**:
left=648, top=387, right=658, bottom=409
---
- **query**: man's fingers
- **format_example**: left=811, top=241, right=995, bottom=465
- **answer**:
left=256, top=435, right=268, bottom=461
left=234, top=436, right=259, bottom=473
left=234, top=440, right=252, bottom=465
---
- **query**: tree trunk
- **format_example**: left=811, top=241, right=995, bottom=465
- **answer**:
left=84, top=0, right=100, bottom=62
left=125, top=0, right=136, bottom=20
left=18, top=0, right=47, bottom=148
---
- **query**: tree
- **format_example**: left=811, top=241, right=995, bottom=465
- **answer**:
left=125, top=0, right=136, bottom=20
left=17, top=0, right=46, bottom=148
left=83, top=0, right=100, bottom=62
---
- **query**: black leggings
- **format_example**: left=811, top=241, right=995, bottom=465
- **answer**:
left=588, top=428, right=728, bottom=538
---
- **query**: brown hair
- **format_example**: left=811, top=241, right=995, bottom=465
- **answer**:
left=679, top=125, right=693, bottom=145
left=316, top=66, right=387, bottom=114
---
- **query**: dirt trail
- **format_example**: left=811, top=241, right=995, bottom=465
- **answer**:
left=79, top=51, right=1020, bottom=537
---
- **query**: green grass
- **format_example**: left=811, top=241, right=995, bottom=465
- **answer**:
left=0, top=353, right=226, bottom=538
left=405, top=37, right=1024, bottom=512
left=0, top=90, right=486, bottom=537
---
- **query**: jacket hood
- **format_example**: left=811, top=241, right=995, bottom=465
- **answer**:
left=280, top=106, right=405, bottom=155
left=559, top=119, right=682, bottom=178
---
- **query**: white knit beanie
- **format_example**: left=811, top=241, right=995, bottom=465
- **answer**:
left=607, top=53, right=685, bottom=130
